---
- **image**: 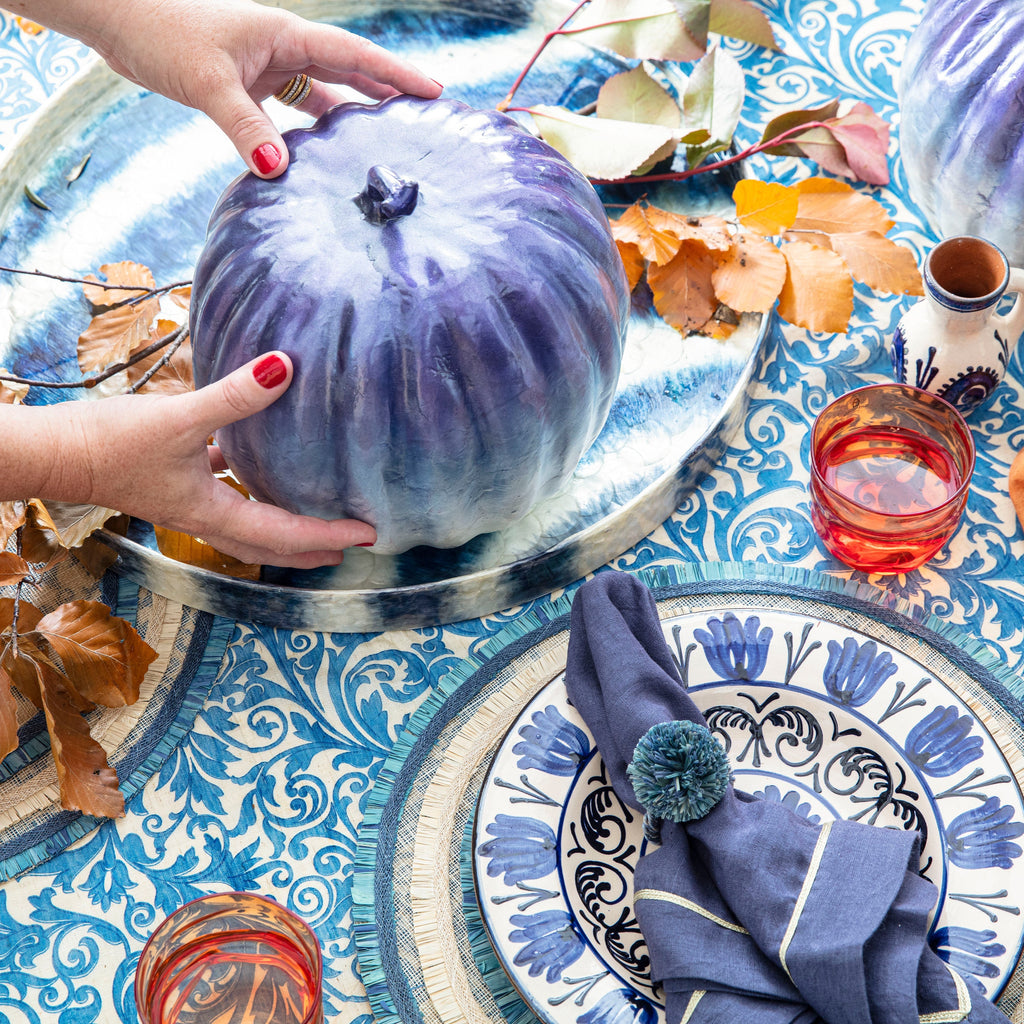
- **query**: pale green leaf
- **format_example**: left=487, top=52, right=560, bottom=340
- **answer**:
left=667, top=0, right=711, bottom=48
left=709, top=0, right=779, bottom=49
left=528, top=105, right=679, bottom=180
left=565, top=0, right=706, bottom=62
left=682, top=47, right=745, bottom=167
left=596, top=66, right=681, bottom=129
left=596, top=66, right=682, bottom=174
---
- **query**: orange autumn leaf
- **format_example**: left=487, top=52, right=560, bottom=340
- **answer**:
left=791, top=178, right=893, bottom=236
left=169, top=285, right=192, bottom=310
left=34, top=658, right=125, bottom=817
left=827, top=231, right=924, bottom=296
left=643, top=208, right=733, bottom=253
left=778, top=240, right=854, bottom=333
left=153, top=526, right=261, bottom=581
left=611, top=203, right=683, bottom=264
left=14, top=16, right=44, bottom=34
left=712, top=233, right=788, bottom=314
left=616, top=240, right=647, bottom=292
left=733, top=179, right=798, bottom=235
left=648, top=239, right=719, bottom=335
left=1010, top=446, right=1024, bottom=535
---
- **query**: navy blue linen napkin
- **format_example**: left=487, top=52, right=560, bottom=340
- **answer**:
left=564, top=571, right=1009, bottom=1024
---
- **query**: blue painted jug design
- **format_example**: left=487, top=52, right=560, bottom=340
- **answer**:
left=891, top=235, right=1024, bottom=416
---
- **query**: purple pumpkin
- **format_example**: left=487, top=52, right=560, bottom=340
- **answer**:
left=191, top=96, right=629, bottom=554
left=899, top=0, right=1024, bottom=265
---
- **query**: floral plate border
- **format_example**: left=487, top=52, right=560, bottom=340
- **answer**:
left=472, top=608, right=1024, bottom=1023
left=352, top=563, right=1024, bottom=1024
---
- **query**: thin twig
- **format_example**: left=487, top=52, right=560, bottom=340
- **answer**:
left=497, top=0, right=592, bottom=111
left=586, top=121, right=832, bottom=185
left=0, top=263, right=191, bottom=310
left=127, top=329, right=188, bottom=393
left=0, top=323, right=189, bottom=390
left=11, top=526, right=24, bottom=657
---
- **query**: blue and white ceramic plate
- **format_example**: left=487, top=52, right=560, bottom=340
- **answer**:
left=0, top=0, right=771, bottom=632
left=472, top=605, right=1024, bottom=1022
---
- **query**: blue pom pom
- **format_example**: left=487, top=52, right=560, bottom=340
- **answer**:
left=627, top=720, right=731, bottom=823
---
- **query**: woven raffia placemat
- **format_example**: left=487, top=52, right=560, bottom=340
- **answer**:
left=0, top=555, right=234, bottom=881
left=352, top=562, right=1024, bottom=1024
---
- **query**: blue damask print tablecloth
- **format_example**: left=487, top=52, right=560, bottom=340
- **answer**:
left=3, top=1, right=1024, bottom=1023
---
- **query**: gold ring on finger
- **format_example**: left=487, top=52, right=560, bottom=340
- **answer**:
left=274, top=74, right=313, bottom=107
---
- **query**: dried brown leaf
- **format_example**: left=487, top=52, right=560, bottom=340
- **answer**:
left=826, top=231, right=924, bottom=296
left=71, top=517, right=129, bottom=579
left=0, top=596, right=44, bottom=636
left=82, top=261, right=155, bottom=309
left=29, top=600, right=156, bottom=708
left=1, top=598, right=46, bottom=707
left=22, top=500, right=70, bottom=568
left=712, top=233, right=788, bottom=314
left=41, top=501, right=122, bottom=549
left=78, top=300, right=160, bottom=373
left=79, top=262, right=159, bottom=373
left=153, top=526, right=262, bottom=580
left=778, top=240, right=854, bottom=334
left=169, top=285, right=192, bottom=310
left=0, top=551, right=30, bottom=586
left=127, top=321, right=194, bottom=395
left=0, top=667, right=17, bottom=761
left=35, top=658, right=124, bottom=817
left=0, top=375, right=30, bottom=405
left=0, top=500, right=27, bottom=550
left=648, top=239, right=719, bottom=335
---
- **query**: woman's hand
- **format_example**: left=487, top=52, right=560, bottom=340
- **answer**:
left=15, top=352, right=377, bottom=569
left=5, top=0, right=442, bottom=177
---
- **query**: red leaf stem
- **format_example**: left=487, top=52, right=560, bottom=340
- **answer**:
left=497, top=0, right=593, bottom=112
left=587, top=120, right=832, bottom=185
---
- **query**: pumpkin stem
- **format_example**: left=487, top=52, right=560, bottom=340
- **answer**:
left=354, top=165, right=419, bottom=224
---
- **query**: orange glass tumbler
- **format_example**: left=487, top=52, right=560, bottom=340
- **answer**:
left=135, top=892, right=323, bottom=1024
left=809, top=383, right=975, bottom=573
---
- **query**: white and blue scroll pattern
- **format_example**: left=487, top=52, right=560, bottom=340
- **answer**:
left=475, top=610, right=1024, bottom=1024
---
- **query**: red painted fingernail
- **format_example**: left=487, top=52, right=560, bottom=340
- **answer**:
left=253, top=353, right=287, bottom=389
left=252, top=143, right=281, bottom=174
left=356, top=542, right=375, bottom=547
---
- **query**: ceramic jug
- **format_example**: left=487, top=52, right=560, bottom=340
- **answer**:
left=891, top=235, right=1024, bottom=416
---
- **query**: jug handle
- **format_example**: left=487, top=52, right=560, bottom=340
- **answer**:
left=993, top=267, right=1024, bottom=338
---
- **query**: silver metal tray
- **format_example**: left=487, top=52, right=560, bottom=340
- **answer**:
left=0, top=1, right=771, bottom=631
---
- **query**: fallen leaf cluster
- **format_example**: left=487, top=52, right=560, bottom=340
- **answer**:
left=505, top=0, right=891, bottom=187
left=1, top=501, right=156, bottom=819
left=611, top=177, right=924, bottom=337
left=0, top=262, right=248, bottom=819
